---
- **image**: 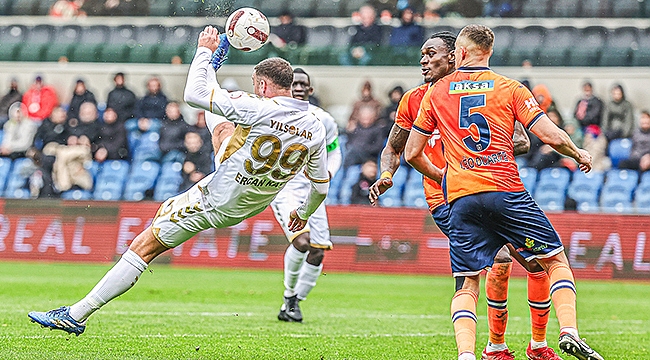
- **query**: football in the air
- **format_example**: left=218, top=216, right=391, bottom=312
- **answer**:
left=225, top=7, right=270, bottom=52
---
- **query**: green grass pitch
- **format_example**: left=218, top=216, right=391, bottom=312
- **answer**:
left=1, top=261, right=649, bottom=359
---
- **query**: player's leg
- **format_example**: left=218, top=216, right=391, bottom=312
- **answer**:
left=278, top=232, right=310, bottom=322
left=452, top=275, right=480, bottom=360
left=294, top=203, right=331, bottom=303
left=482, top=246, right=513, bottom=358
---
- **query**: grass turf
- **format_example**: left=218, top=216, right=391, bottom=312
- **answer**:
left=1, top=261, right=649, bottom=359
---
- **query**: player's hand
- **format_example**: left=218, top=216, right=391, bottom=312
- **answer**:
left=368, top=177, right=393, bottom=206
left=576, top=148, right=592, bottom=173
left=288, top=210, right=307, bottom=232
left=198, top=25, right=219, bottom=53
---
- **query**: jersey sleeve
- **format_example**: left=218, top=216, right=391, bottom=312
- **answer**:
left=395, top=89, right=415, bottom=131
left=412, top=86, right=437, bottom=136
left=184, top=47, right=261, bottom=126
left=511, top=81, right=545, bottom=130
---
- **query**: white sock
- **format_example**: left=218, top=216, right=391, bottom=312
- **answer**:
left=283, top=244, right=306, bottom=298
left=560, top=326, right=579, bottom=338
left=69, top=250, right=148, bottom=322
left=458, top=352, right=476, bottom=360
left=486, top=342, right=508, bottom=353
left=295, top=262, right=322, bottom=301
left=530, top=339, right=548, bottom=350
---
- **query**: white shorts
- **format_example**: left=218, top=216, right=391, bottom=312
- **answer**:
left=151, top=173, right=248, bottom=248
left=270, top=179, right=333, bottom=249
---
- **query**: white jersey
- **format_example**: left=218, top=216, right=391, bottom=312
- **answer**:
left=184, top=47, right=329, bottom=222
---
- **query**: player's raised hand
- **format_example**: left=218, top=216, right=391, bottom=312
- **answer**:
left=198, top=25, right=219, bottom=52
left=576, top=148, right=592, bottom=173
left=368, top=177, right=393, bottom=206
left=288, top=210, right=307, bottom=232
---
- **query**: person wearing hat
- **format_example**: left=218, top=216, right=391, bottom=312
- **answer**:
left=0, top=78, right=22, bottom=126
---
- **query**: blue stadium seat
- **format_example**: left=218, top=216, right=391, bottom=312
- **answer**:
left=402, top=172, right=427, bottom=208
left=0, top=157, right=12, bottom=192
left=61, top=189, right=93, bottom=200
left=3, top=158, right=32, bottom=199
left=93, top=160, right=129, bottom=200
left=123, top=161, right=161, bottom=201
left=534, top=187, right=565, bottom=211
left=641, top=171, right=650, bottom=185
left=154, top=162, right=183, bottom=201
left=634, top=183, right=650, bottom=213
left=131, top=131, right=162, bottom=163
left=604, top=169, right=639, bottom=193
left=379, top=167, right=409, bottom=207
left=608, top=138, right=632, bottom=168
left=519, top=167, right=537, bottom=193
left=537, top=167, right=571, bottom=189
left=44, top=25, right=81, bottom=62
left=338, top=165, right=361, bottom=205
left=568, top=170, right=604, bottom=210
left=601, top=191, right=634, bottom=213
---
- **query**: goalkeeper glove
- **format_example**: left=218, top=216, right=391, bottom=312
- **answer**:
left=210, top=34, right=230, bottom=71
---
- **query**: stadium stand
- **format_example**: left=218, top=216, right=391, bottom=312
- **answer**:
left=608, top=138, right=633, bottom=168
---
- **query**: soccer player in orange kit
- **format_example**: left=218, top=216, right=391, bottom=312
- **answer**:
left=404, top=24, right=603, bottom=360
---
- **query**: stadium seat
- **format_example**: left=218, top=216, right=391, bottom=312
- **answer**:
left=520, top=0, right=550, bottom=17
left=0, top=25, right=27, bottom=62
left=0, top=157, right=12, bottom=192
left=490, top=26, right=515, bottom=66
left=171, top=0, right=206, bottom=16
left=123, top=161, right=161, bottom=201
left=534, top=186, right=566, bottom=211
left=36, top=0, right=57, bottom=15
left=506, top=26, right=545, bottom=66
left=379, top=167, right=409, bottom=207
left=325, top=164, right=344, bottom=205
left=131, top=132, right=162, bottom=163
left=16, top=25, right=54, bottom=62
left=344, top=0, right=369, bottom=16
left=537, top=167, right=571, bottom=189
left=519, top=167, right=537, bottom=193
left=101, top=25, right=137, bottom=63
left=608, top=138, right=633, bottom=168
left=601, top=190, right=634, bottom=213
left=402, top=172, right=427, bottom=208
left=0, top=0, right=10, bottom=15
left=93, top=160, right=130, bottom=200
left=338, top=165, right=361, bottom=205
left=640, top=171, right=650, bottom=185
left=3, top=158, right=33, bottom=199
left=157, top=25, right=196, bottom=64
left=11, top=0, right=38, bottom=15
left=149, top=0, right=172, bottom=16
left=128, top=25, right=166, bottom=63
left=154, top=162, right=183, bottom=201
left=549, top=0, right=581, bottom=17
left=568, top=26, right=607, bottom=66
left=288, top=0, right=315, bottom=17
left=70, top=26, right=110, bottom=62
left=600, top=27, right=638, bottom=66
left=44, top=25, right=81, bottom=62
left=568, top=171, right=603, bottom=210
left=232, top=0, right=259, bottom=10
left=612, top=0, right=643, bottom=17
left=314, top=0, right=342, bottom=17
left=537, top=26, right=577, bottom=66
left=258, top=0, right=288, bottom=17
left=604, top=169, right=639, bottom=193
left=634, top=183, right=650, bottom=213
left=581, top=0, right=612, bottom=17
left=61, top=189, right=93, bottom=200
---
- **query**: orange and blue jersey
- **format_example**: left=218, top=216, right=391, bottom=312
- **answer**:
left=413, top=67, right=544, bottom=203
left=395, top=83, right=446, bottom=211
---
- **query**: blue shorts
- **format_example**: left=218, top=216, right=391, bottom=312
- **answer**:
left=448, top=191, right=564, bottom=277
left=431, top=204, right=451, bottom=237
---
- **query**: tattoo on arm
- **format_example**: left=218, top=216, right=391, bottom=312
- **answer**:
left=380, top=125, right=410, bottom=174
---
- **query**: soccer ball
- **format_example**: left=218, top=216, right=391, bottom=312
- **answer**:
left=225, top=7, right=270, bottom=52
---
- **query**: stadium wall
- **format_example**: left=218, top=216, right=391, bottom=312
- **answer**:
left=2, top=63, right=650, bottom=127
left=0, top=199, right=649, bottom=281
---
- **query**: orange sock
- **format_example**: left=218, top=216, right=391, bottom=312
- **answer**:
left=486, top=262, right=511, bottom=345
left=548, top=262, right=577, bottom=334
left=451, top=288, right=478, bottom=356
left=527, top=270, right=551, bottom=343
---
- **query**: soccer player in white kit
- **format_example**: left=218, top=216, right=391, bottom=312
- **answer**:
left=27, top=26, right=330, bottom=336
left=272, top=68, right=342, bottom=323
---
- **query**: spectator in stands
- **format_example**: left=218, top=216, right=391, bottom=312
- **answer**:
left=47, top=135, right=93, bottom=192
left=34, top=107, right=69, bottom=150
left=22, top=147, right=57, bottom=198
left=581, top=125, right=611, bottom=172
left=67, top=102, right=101, bottom=145
left=107, top=72, right=137, bottom=123
left=159, top=101, right=190, bottom=163
left=180, top=132, right=213, bottom=191
left=344, top=104, right=387, bottom=168
left=532, top=83, right=559, bottom=114
left=573, top=81, right=603, bottom=131
left=603, top=84, right=635, bottom=141
left=1, top=102, right=38, bottom=160
left=350, top=159, right=377, bottom=205
left=22, top=75, right=59, bottom=122
left=389, top=8, right=424, bottom=47
left=341, top=5, right=382, bottom=65
left=67, top=79, right=97, bottom=122
left=50, top=0, right=86, bottom=18
left=348, top=80, right=383, bottom=131
left=0, top=78, right=22, bottom=126
left=94, top=108, right=129, bottom=163
left=381, top=85, right=404, bottom=125
left=619, top=111, right=650, bottom=172
left=191, top=111, right=213, bottom=158
left=134, top=76, right=167, bottom=124
left=270, top=11, right=307, bottom=48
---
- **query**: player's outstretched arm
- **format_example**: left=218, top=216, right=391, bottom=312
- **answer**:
left=529, top=115, right=592, bottom=172
left=369, top=124, right=410, bottom=206
left=404, top=130, right=443, bottom=184
left=513, top=121, right=531, bottom=156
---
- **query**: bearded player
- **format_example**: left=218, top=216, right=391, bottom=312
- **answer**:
left=369, top=31, right=561, bottom=360
left=405, top=24, right=602, bottom=360
left=28, top=26, right=329, bottom=335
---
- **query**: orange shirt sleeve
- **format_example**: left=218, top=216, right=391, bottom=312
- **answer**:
left=413, top=86, right=437, bottom=136
left=511, top=81, right=545, bottom=129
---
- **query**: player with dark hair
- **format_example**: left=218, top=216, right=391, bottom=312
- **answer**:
left=369, top=31, right=560, bottom=360
left=405, top=24, right=603, bottom=360
left=271, top=67, right=342, bottom=323
left=28, top=26, right=330, bottom=336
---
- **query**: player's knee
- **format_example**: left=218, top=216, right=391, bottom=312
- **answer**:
left=306, top=247, right=324, bottom=266
left=291, top=234, right=310, bottom=252
left=493, top=246, right=513, bottom=264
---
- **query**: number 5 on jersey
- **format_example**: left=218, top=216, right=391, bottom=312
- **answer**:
left=459, top=94, right=491, bottom=152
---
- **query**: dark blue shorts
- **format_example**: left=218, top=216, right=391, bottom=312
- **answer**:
left=448, top=191, right=564, bottom=277
left=431, top=204, right=451, bottom=237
